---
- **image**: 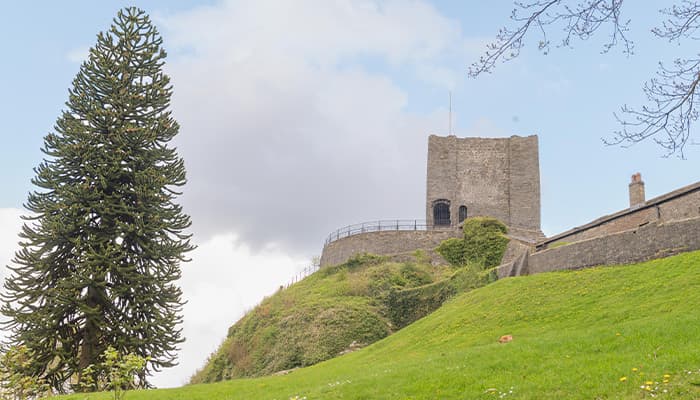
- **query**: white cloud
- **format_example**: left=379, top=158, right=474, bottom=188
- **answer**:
left=155, top=0, right=469, bottom=255
left=160, top=0, right=461, bottom=67
left=151, top=232, right=308, bottom=388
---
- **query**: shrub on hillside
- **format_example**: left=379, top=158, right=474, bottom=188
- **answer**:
left=462, top=217, right=509, bottom=268
left=190, top=255, right=448, bottom=384
left=386, top=263, right=489, bottom=329
left=436, top=217, right=509, bottom=269
left=343, top=253, right=387, bottom=269
left=435, top=238, right=468, bottom=267
left=386, top=279, right=456, bottom=329
left=0, top=345, right=50, bottom=399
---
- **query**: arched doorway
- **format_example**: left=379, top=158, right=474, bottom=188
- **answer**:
left=433, top=199, right=451, bottom=226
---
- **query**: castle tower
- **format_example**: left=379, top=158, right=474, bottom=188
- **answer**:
left=425, top=134, right=544, bottom=242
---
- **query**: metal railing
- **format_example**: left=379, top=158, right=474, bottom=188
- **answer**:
left=324, top=219, right=442, bottom=245
left=284, top=263, right=320, bottom=289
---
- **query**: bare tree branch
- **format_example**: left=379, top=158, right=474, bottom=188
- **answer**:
left=609, top=2, right=700, bottom=157
left=468, top=0, right=631, bottom=77
left=610, top=57, right=700, bottom=158
left=472, top=1, right=700, bottom=157
left=653, top=0, right=700, bottom=41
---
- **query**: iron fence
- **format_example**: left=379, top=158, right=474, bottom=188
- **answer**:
left=284, top=263, right=320, bottom=289
left=324, top=219, right=434, bottom=245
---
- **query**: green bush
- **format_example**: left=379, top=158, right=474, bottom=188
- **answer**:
left=436, top=217, right=509, bottom=269
left=435, top=238, right=469, bottom=267
left=399, top=263, right=433, bottom=287
left=386, top=279, right=456, bottom=329
left=462, top=217, right=509, bottom=268
left=386, top=263, right=490, bottom=329
left=0, top=345, right=50, bottom=399
left=316, top=253, right=387, bottom=279
left=190, top=254, right=450, bottom=384
left=343, top=253, right=387, bottom=269
left=73, top=347, right=148, bottom=400
left=411, top=249, right=430, bottom=265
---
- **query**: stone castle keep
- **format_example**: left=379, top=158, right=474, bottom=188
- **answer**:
left=320, top=134, right=700, bottom=274
left=425, top=135, right=543, bottom=242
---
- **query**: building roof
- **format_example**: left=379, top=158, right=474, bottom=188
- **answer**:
left=538, top=179, right=700, bottom=248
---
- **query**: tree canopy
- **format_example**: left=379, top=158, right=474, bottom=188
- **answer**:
left=1, top=7, right=193, bottom=392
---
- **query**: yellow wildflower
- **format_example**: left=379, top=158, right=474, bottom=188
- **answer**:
left=619, top=376, right=627, bottom=382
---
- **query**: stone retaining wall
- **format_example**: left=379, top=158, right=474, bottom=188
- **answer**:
left=528, top=217, right=700, bottom=274
left=320, top=229, right=461, bottom=267
left=541, top=182, right=700, bottom=248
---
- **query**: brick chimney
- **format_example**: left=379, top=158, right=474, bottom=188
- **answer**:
left=629, top=173, right=645, bottom=208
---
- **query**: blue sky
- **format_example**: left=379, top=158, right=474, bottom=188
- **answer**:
left=1, top=0, right=698, bottom=388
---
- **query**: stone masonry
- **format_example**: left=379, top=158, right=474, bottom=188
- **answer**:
left=497, top=175, right=700, bottom=278
left=320, top=133, right=700, bottom=273
left=539, top=178, right=700, bottom=249
left=425, top=135, right=543, bottom=242
left=526, top=216, right=700, bottom=275
left=320, top=229, right=462, bottom=267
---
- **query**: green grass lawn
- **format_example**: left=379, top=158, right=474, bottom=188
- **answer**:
left=62, top=250, right=700, bottom=399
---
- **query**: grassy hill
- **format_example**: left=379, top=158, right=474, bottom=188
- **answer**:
left=61, top=249, right=700, bottom=399
left=190, top=253, right=472, bottom=382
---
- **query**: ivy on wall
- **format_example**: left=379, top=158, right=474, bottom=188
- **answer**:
left=436, top=217, right=509, bottom=269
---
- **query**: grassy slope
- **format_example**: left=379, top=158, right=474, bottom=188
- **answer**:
left=190, top=254, right=454, bottom=382
left=63, top=251, right=700, bottom=399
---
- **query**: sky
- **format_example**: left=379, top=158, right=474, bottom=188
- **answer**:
left=1, top=0, right=699, bottom=389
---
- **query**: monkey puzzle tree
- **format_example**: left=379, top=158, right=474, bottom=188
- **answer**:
left=1, top=7, right=194, bottom=392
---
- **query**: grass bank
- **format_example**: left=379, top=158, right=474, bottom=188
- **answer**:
left=63, top=250, right=700, bottom=399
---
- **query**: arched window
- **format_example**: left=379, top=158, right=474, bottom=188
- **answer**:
left=459, top=205, right=468, bottom=223
left=433, top=199, right=451, bottom=226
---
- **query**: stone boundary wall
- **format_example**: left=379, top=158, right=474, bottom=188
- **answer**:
left=527, top=217, right=700, bottom=274
left=319, top=229, right=461, bottom=267
left=540, top=181, right=700, bottom=248
left=496, top=240, right=533, bottom=278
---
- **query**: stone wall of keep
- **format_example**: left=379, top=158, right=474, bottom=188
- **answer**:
left=425, top=135, right=542, bottom=236
left=425, top=135, right=460, bottom=226
left=508, top=135, right=541, bottom=232
left=452, top=137, right=511, bottom=225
